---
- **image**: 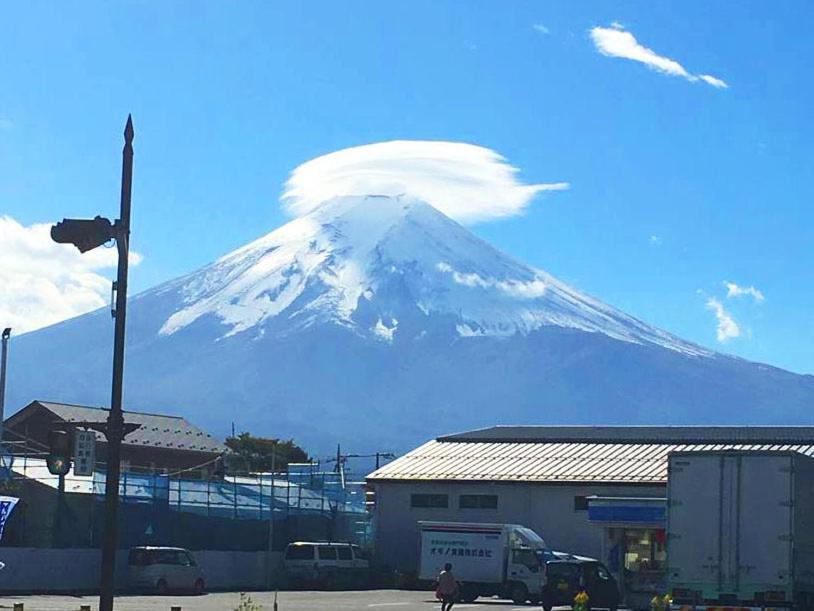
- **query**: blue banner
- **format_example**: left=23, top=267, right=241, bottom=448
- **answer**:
left=0, top=496, right=19, bottom=541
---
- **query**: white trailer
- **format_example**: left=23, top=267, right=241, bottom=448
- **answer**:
left=667, top=450, right=814, bottom=611
left=418, top=521, right=547, bottom=604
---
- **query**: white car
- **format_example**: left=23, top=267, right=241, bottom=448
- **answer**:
left=127, top=546, right=205, bottom=594
left=284, top=541, right=370, bottom=589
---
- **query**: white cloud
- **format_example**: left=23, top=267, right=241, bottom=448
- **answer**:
left=0, top=215, right=142, bottom=334
left=590, top=24, right=728, bottom=89
left=281, top=140, right=569, bottom=224
left=533, top=24, right=550, bottom=35
left=724, top=281, right=764, bottom=303
left=698, top=74, right=728, bottom=89
left=649, top=235, right=663, bottom=246
left=706, top=297, right=740, bottom=342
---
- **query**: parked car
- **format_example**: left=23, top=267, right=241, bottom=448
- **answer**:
left=541, top=559, right=620, bottom=611
left=127, top=546, right=206, bottom=594
left=283, top=541, right=370, bottom=589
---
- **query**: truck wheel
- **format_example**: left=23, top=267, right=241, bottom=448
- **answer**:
left=510, top=583, right=529, bottom=604
left=460, top=583, right=479, bottom=603
left=541, top=593, right=553, bottom=611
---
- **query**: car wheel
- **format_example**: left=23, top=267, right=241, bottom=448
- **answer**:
left=511, top=583, right=529, bottom=604
left=155, top=578, right=168, bottom=595
left=194, top=578, right=205, bottom=595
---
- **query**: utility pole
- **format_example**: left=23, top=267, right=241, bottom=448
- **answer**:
left=98, top=115, right=134, bottom=611
left=53, top=472, right=65, bottom=548
left=267, top=440, right=276, bottom=588
left=0, top=328, right=10, bottom=444
left=49, top=116, right=135, bottom=611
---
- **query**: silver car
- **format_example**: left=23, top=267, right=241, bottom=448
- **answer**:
left=127, top=546, right=206, bottom=594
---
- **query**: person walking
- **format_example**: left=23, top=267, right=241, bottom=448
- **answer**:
left=437, top=563, right=459, bottom=611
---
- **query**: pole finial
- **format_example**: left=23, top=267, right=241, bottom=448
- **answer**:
left=124, top=115, right=134, bottom=142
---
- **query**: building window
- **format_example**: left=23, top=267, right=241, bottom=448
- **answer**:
left=459, top=494, right=498, bottom=509
left=574, top=496, right=589, bottom=511
left=411, top=493, right=449, bottom=508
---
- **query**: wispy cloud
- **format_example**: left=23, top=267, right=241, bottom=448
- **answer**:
left=282, top=141, right=569, bottom=224
left=706, top=297, right=740, bottom=342
left=0, top=215, right=142, bottom=334
left=649, top=235, right=663, bottom=246
left=532, top=24, right=550, bottom=35
left=725, top=281, right=764, bottom=303
left=590, top=23, right=728, bottom=89
left=698, top=74, right=728, bottom=89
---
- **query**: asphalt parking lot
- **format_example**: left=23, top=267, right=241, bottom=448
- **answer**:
left=0, top=590, right=545, bottom=611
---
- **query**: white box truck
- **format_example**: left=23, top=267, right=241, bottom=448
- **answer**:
left=418, top=521, right=548, bottom=604
left=667, top=450, right=814, bottom=611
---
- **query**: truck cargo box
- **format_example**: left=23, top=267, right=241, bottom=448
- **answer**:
left=667, top=450, right=814, bottom=609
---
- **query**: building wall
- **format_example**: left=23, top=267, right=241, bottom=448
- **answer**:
left=372, top=480, right=664, bottom=572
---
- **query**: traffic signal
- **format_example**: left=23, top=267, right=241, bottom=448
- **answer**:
left=47, top=429, right=72, bottom=476
left=50, top=216, right=115, bottom=253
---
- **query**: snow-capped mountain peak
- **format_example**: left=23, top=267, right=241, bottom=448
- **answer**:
left=155, top=195, right=707, bottom=357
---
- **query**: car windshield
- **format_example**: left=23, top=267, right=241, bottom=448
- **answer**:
left=285, top=544, right=315, bottom=560
left=516, top=527, right=546, bottom=549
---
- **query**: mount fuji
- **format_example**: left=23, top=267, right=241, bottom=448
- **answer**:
left=7, top=195, right=814, bottom=453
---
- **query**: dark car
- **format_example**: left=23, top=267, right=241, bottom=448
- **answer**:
left=541, top=560, right=620, bottom=611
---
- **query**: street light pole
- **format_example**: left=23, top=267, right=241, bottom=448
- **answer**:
left=49, top=116, right=137, bottom=609
left=0, top=328, right=10, bottom=444
left=98, top=115, right=134, bottom=611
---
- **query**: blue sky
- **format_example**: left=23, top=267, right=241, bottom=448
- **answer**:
left=1, top=2, right=812, bottom=374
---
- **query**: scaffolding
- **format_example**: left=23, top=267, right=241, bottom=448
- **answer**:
left=2, top=454, right=372, bottom=549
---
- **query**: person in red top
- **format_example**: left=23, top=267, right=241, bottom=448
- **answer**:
left=437, top=563, right=459, bottom=611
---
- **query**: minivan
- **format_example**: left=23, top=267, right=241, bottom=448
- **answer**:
left=127, top=546, right=206, bottom=594
left=283, top=541, right=370, bottom=589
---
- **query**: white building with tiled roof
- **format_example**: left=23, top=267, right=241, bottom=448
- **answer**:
left=366, top=425, right=814, bottom=582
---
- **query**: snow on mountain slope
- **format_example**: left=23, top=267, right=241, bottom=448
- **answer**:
left=8, top=193, right=814, bottom=454
left=156, top=195, right=709, bottom=356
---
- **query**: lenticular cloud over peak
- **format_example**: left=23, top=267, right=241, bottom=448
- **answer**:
left=281, top=140, right=569, bottom=224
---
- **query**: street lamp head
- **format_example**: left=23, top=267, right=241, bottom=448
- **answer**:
left=51, top=216, right=115, bottom=253
left=1, top=328, right=9, bottom=340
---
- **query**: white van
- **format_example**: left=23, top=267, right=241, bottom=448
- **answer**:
left=127, top=546, right=206, bottom=594
left=283, top=541, right=370, bottom=588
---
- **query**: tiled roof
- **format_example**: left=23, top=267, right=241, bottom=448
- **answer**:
left=369, top=426, right=814, bottom=484
left=439, top=425, right=814, bottom=445
left=17, top=401, right=226, bottom=454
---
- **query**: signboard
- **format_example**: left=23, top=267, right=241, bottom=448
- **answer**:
left=73, top=429, right=97, bottom=476
left=419, top=523, right=504, bottom=582
left=0, top=496, right=18, bottom=541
